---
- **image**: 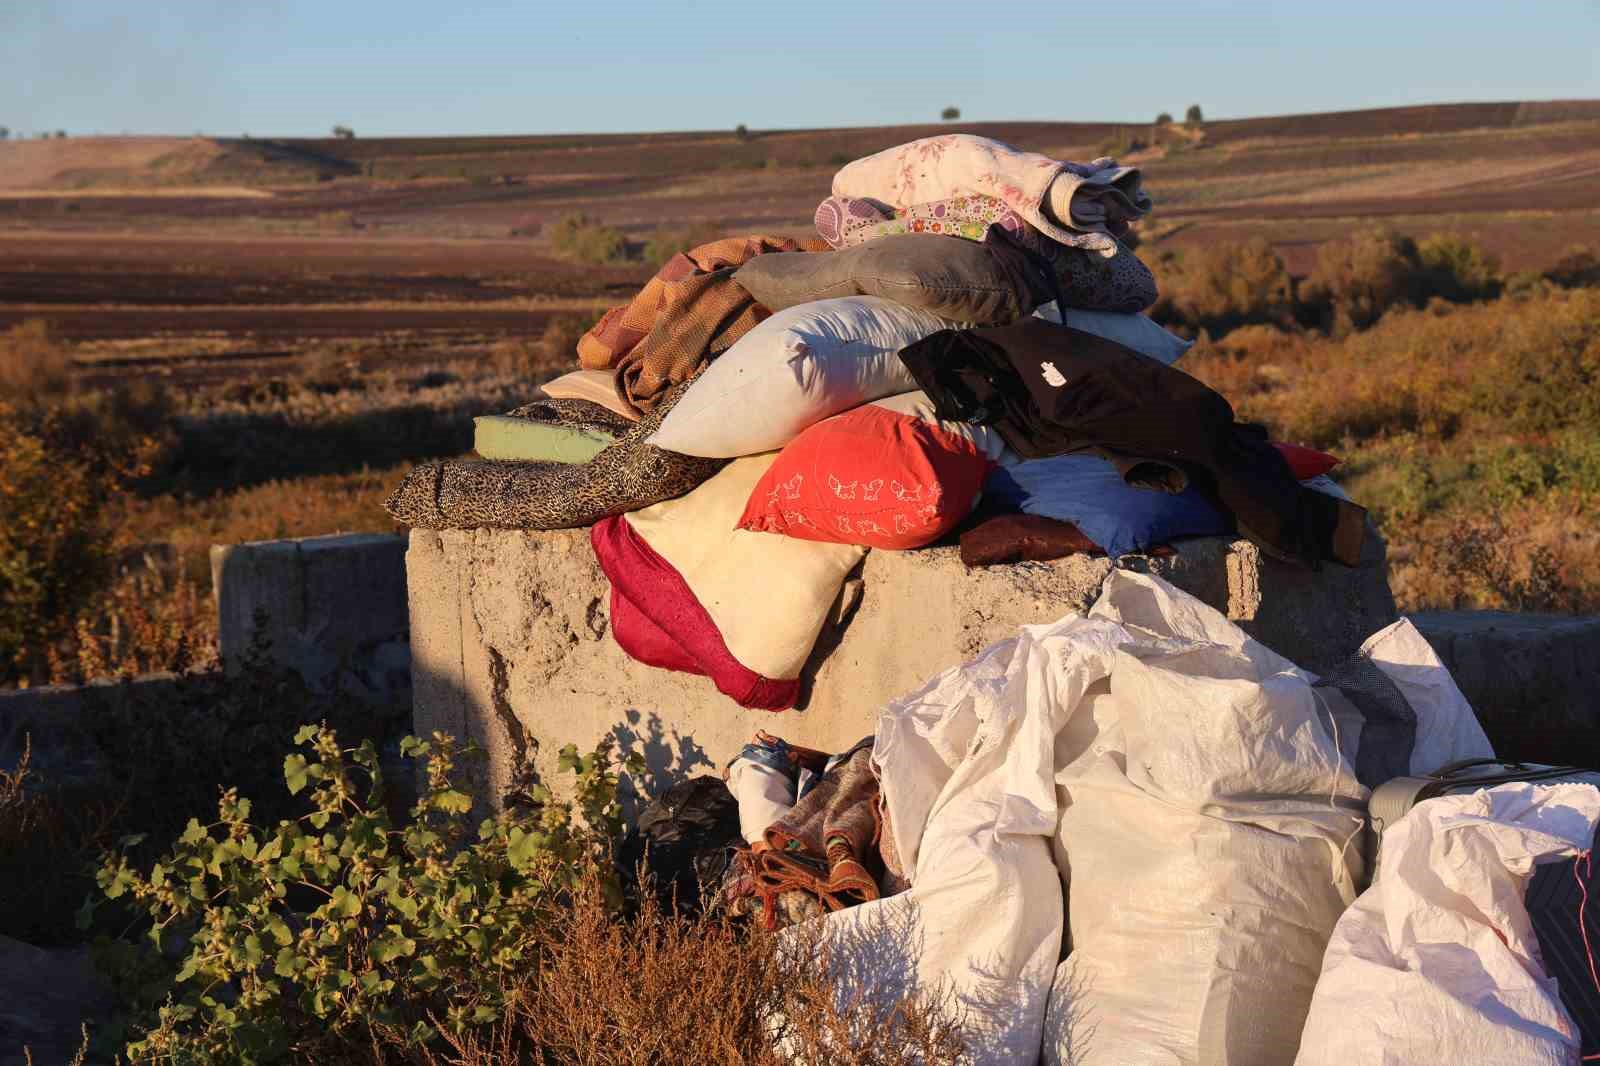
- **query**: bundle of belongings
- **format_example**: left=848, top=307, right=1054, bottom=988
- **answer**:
left=386, top=133, right=1368, bottom=710
left=620, top=571, right=1600, bottom=1065
left=382, top=134, right=1600, bottom=1063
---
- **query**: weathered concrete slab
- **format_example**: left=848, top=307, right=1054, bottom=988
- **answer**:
left=0, top=935, right=114, bottom=1066
left=0, top=673, right=184, bottom=785
left=211, top=533, right=410, bottom=701
left=407, top=526, right=1398, bottom=807
left=1414, top=610, right=1600, bottom=759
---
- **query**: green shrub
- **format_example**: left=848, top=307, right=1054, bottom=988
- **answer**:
left=0, top=318, right=74, bottom=406
left=548, top=212, right=631, bottom=265
left=1547, top=244, right=1600, bottom=289
left=90, top=725, right=973, bottom=1064
left=1300, top=228, right=1422, bottom=333
left=1416, top=233, right=1502, bottom=304
left=1299, top=230, right=1502, bottom=334
left=641, top=223, right=725, bottom=269
left=0, top=404, right=117, bottom=683
left=91, top=726, right=637, bottom=1062
left=1150, top=239, right=1293, bottom=334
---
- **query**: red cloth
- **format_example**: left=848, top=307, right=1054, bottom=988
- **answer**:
left=738, top=404, right=993, bottom=551
left=1273, top=441, right=1340, bottom=480
left=591, top=516, right=797, bottom=711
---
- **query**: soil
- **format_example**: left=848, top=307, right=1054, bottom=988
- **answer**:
left=3, top=102, right=1597, bottom=390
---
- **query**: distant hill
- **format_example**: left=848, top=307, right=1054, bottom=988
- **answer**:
left=0, top=136, right=356, bottom=190
left=5, top=100, right=1597, bottom=190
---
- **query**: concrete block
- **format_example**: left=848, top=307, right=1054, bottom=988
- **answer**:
left=0, top=674, right=185, bottom=786
left=1413, top=610, right=1600, bottom=758
left=407, top=525, right=1399, bottom=808
left=211, top=533, right=409, bottom=700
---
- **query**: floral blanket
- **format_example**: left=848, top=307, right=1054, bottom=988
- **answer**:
left=830, top=134, right=1150, bottom=253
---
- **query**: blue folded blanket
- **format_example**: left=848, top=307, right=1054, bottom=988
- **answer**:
left=984, top=454, right=1228, bottom=558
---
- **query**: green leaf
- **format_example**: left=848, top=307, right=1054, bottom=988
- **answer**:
left=329, top=886, right=362, bottom=918
left=284, top=754, right=310, bottom=795
left=243, top=934, right=265, bottom=966
left=370, top=934, right=417, bottom=964
left=266, top=918, right=292, bottom=946
left=432, top=789, right=472, bottom=815
left=293, top=724, right=320, bottom=745
left=274, top=947, right=301, bottom=978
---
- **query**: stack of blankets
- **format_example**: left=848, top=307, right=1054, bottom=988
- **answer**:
left=387, top=134, right=1367, bottom=711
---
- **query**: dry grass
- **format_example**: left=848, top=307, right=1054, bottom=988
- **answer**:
left=387, top=873, right=970, bottom=1066
left=1185, top=286, right=1600, bottom=612
left=0, top=318, right=74, bottom=404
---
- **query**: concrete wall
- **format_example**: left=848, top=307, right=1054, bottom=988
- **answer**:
left=0, top=673, right=185, bottom=785
left=1413, top=610, right=1600, bottom=758
left=210, top=532, right=410, bottom=703
left=407, top=526, right=1399, bottom=808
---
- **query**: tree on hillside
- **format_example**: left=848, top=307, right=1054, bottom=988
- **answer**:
left=1155, top=112, right=1173, bottom=125
left=1185, top=104, right=1204, bottom=127
left=53, top=130, right=67, bottom=139
left=331, top=125, right=355, bottom=140
left=942, top=106, right=961, bottom=121
left=0, top=127, right=8, bottom=140
left=735, top=124, right=752, bottom=141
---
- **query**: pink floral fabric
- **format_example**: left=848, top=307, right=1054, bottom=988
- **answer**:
left=830, top=134, right=1150, bottom=253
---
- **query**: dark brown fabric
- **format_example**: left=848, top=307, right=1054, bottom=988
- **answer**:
left=960, top=513, right=1101, bottom=567
left=899, top=319, right=1368, bottom=568
left=577, top=234, right=829, bottom=415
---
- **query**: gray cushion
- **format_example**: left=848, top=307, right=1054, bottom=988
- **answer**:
left=734, top=233, right=1036, bottom=324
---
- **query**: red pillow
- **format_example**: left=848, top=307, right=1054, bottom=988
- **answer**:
left=1272, top=441, right=1340, bottom=480
left=738, top=404, right=993, bottom=550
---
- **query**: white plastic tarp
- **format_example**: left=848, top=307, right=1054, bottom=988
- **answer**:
left=1295, top=782, right=1600, bottom=1066
left=807, top=570, right=1494, bottom=1066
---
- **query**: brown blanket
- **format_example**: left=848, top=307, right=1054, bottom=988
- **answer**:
left=578, top=234, right=829, bottom=415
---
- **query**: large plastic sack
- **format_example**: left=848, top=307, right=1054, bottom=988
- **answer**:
left=1041, top=571, right=1370, bottom=1066
left=1294, top=782, right=1600, bottom=1066
left=805, top=612, right=1132, bottom=1064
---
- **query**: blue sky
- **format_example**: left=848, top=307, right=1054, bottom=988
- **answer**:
left=5, top=1, right=1598, bottom=137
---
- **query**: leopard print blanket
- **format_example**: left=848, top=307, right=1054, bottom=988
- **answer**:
left=385, top=381, right=728, bottom=531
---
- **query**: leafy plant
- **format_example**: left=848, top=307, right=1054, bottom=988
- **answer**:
left=91, top=725, right=641, bottom=1062
left=549, top=212, right=631, bottom=265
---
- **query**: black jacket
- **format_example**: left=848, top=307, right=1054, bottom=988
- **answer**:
left=898, top=318, right=1365, bottom=567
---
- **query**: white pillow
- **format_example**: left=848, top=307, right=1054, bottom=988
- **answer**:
left=649, top=296, right=947, bottom=458
left=1033, top=302, right=1193, bottom=365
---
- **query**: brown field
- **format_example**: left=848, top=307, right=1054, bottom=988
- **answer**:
left=1, top=99, right=1597, bottom=687
left=5, top=101, right=1600, bottom=373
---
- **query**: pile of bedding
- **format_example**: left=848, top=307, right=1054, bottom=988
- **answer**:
left=388, top=133, right=1365, bottom=708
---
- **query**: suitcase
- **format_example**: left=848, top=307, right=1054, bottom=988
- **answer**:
left=1367, top=759, right=1600, bottom=872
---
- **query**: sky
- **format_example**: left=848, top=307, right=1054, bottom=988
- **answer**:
left=4, top=1, right=1599, bottom=138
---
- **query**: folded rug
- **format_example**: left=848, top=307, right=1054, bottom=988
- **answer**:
left=748, top=742, right=883, bottom=929
left=577, top=234, right=830, bottom=416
